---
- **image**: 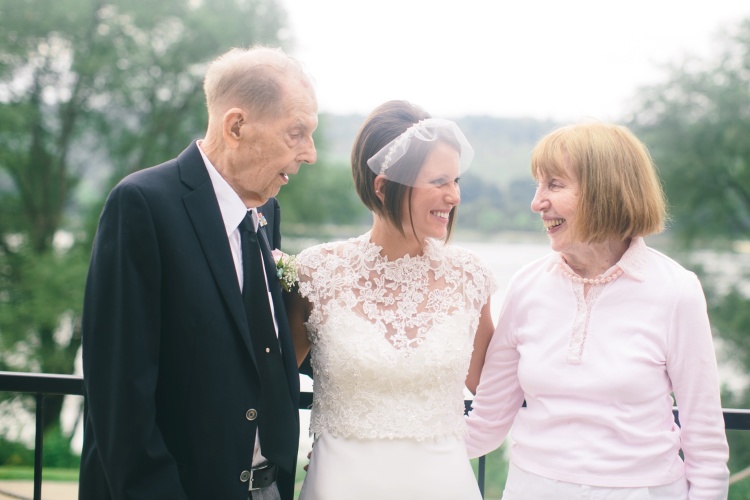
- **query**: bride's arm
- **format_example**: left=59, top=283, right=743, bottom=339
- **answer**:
left=286, top=291, right=313, bottom=367
left=466, top=298, right=495, bottom=394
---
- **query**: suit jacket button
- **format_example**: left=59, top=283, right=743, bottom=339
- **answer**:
left=240, top=470, right=251, bottom=482
left=246, top=409, right=258, bottom=421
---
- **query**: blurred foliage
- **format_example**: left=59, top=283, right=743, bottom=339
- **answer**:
left=456, top=116, right=558, bottom=189
left=41, top=425, right=81, bottom=469
left=471, top=447, right=509, bottom=499
left=629, top=17, right=750, bottom=492
left=0, top=0, right=288, bottom=432
left=0, top=434, right=34, bottom=466
left=458, top=174, right=538, bottom=233
left=274, top=118, right=375, bottom=247
left=276, top=160, right=369, bottom=227
left=0, top=424, right=84, bottom=469
left=629, top=18, right=750, bottom=245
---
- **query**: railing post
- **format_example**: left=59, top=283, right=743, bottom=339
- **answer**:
left=34, top=392, right=44, bottom=500
left=478, top=455, right=485, bottom=498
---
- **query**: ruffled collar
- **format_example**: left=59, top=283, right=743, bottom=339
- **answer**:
left=546, top=236, right=648, bottom=282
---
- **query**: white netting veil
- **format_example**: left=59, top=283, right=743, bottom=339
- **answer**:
left=366, top=118, right=474, bottom=186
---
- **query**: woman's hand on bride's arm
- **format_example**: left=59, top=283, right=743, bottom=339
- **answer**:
left=303, top=438, right=314, bottom=472
left=303, top=449, right=312, bottom=472
left=466, top=298, right=495, bottom=395
left=286, top=291, right=313, bottom=367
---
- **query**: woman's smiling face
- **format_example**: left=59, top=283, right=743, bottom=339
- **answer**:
left=403, top=141, right=462, bottom=241
left=530, top=167, right=580, bottom=254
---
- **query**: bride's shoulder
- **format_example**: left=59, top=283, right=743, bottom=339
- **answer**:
left=297, top=233, right=369, bottom=267
left=435, top=242, right=497, bottom=291
left=435, top=241, right=486, bottom=267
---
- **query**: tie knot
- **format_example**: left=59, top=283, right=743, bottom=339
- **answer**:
left=239, top=213, right=256, bottom=234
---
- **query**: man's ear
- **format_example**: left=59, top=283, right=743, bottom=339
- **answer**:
left=223, top=108, right=245, bottom=148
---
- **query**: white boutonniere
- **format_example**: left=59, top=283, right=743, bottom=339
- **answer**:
left=271, top=249, right=298, bottom=292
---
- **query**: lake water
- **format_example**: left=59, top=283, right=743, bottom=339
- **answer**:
left=5, top=238, right=750, bottom=458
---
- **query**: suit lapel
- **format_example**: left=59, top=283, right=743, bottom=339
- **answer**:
left=178, top=143, right=259, bottom=367
left=257, top=199, right=277, bottom=249
left=177, top=143, right=298, bottom=400
left=258, top=230, right=301, bottom=404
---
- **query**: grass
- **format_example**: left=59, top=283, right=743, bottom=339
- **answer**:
left=0, top=466, right=79, bottom=482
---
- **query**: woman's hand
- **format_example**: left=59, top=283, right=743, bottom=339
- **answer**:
left=303, top=449, right=312, bottom=472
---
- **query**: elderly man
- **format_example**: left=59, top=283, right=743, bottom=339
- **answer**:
left=79, top=46, right=317, bottom=500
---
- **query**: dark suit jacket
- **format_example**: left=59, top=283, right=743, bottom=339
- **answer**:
left=258, top=197, right=281, bottom=251
left=78, top=141, right=300, bottom=500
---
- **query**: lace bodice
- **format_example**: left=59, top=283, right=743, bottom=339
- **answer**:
left=296, top=232, right=496, bottom=440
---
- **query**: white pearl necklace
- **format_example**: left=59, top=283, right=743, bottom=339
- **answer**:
left=562, top=268, right=623, bottom=285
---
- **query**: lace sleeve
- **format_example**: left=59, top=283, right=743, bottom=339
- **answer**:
left=452, top=246, right=498, bottom=311
left=475, top=252, right=498, bottom=305
left=295, top=245, right=323, bottom=340
left=295, top=242, right=346, bottom=343
left=295, top=245, right=321, bottom=303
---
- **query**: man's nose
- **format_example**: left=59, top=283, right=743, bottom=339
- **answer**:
left=300, top=137, right=317, bottom=165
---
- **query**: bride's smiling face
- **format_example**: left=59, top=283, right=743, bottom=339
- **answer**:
left=402, top=141, right=462, bottom=241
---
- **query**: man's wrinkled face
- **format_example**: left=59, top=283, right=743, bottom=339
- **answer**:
left=233, top=78, right=318, bottom=205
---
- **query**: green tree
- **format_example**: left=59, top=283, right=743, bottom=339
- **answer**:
left=628, top=18, right=750, bottom=245
left=276, top=160, right=370, bottom=228
left=0, top=0, right=289, bottom=433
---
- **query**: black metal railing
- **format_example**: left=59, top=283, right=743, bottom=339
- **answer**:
left=0, top=372, right=84, bottom=500
left=2, top=371, right=750, bottom=500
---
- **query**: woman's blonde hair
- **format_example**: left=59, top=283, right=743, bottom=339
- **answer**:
left=531, top=122, right=667, bottom=243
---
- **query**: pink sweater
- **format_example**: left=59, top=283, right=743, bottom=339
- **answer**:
left=466, top=238, right=729, bottom=499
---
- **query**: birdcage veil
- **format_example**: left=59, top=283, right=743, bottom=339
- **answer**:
left=366, top=118, right=474, bottom=186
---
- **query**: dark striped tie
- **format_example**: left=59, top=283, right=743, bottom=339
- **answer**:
left=239, top=213, right=296, bottom=472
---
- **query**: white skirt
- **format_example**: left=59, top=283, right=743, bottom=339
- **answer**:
left=298, top=433, right=481, bottom=500
left=502, top=462, right=688, bottom=500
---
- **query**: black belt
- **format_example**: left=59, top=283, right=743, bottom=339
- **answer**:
left=248, top=462, right=278, bottom=492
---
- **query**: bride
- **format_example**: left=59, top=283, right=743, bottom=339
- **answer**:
left=287, top=100, right=496, bottom=499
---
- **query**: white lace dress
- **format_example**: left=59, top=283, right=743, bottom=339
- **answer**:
left=296, top=232, right=496, bottom=499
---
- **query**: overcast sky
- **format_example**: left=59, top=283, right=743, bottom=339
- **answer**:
left=279, top=0, right=750, bottom=121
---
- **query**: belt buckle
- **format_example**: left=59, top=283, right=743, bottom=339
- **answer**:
left=248, top=462, right=276, bottom=492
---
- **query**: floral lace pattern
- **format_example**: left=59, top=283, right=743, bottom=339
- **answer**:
left=296, top=232, right=496, bottom=440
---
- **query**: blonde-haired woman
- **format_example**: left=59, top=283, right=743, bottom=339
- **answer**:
left=466, top=122, right=729, bottom=499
